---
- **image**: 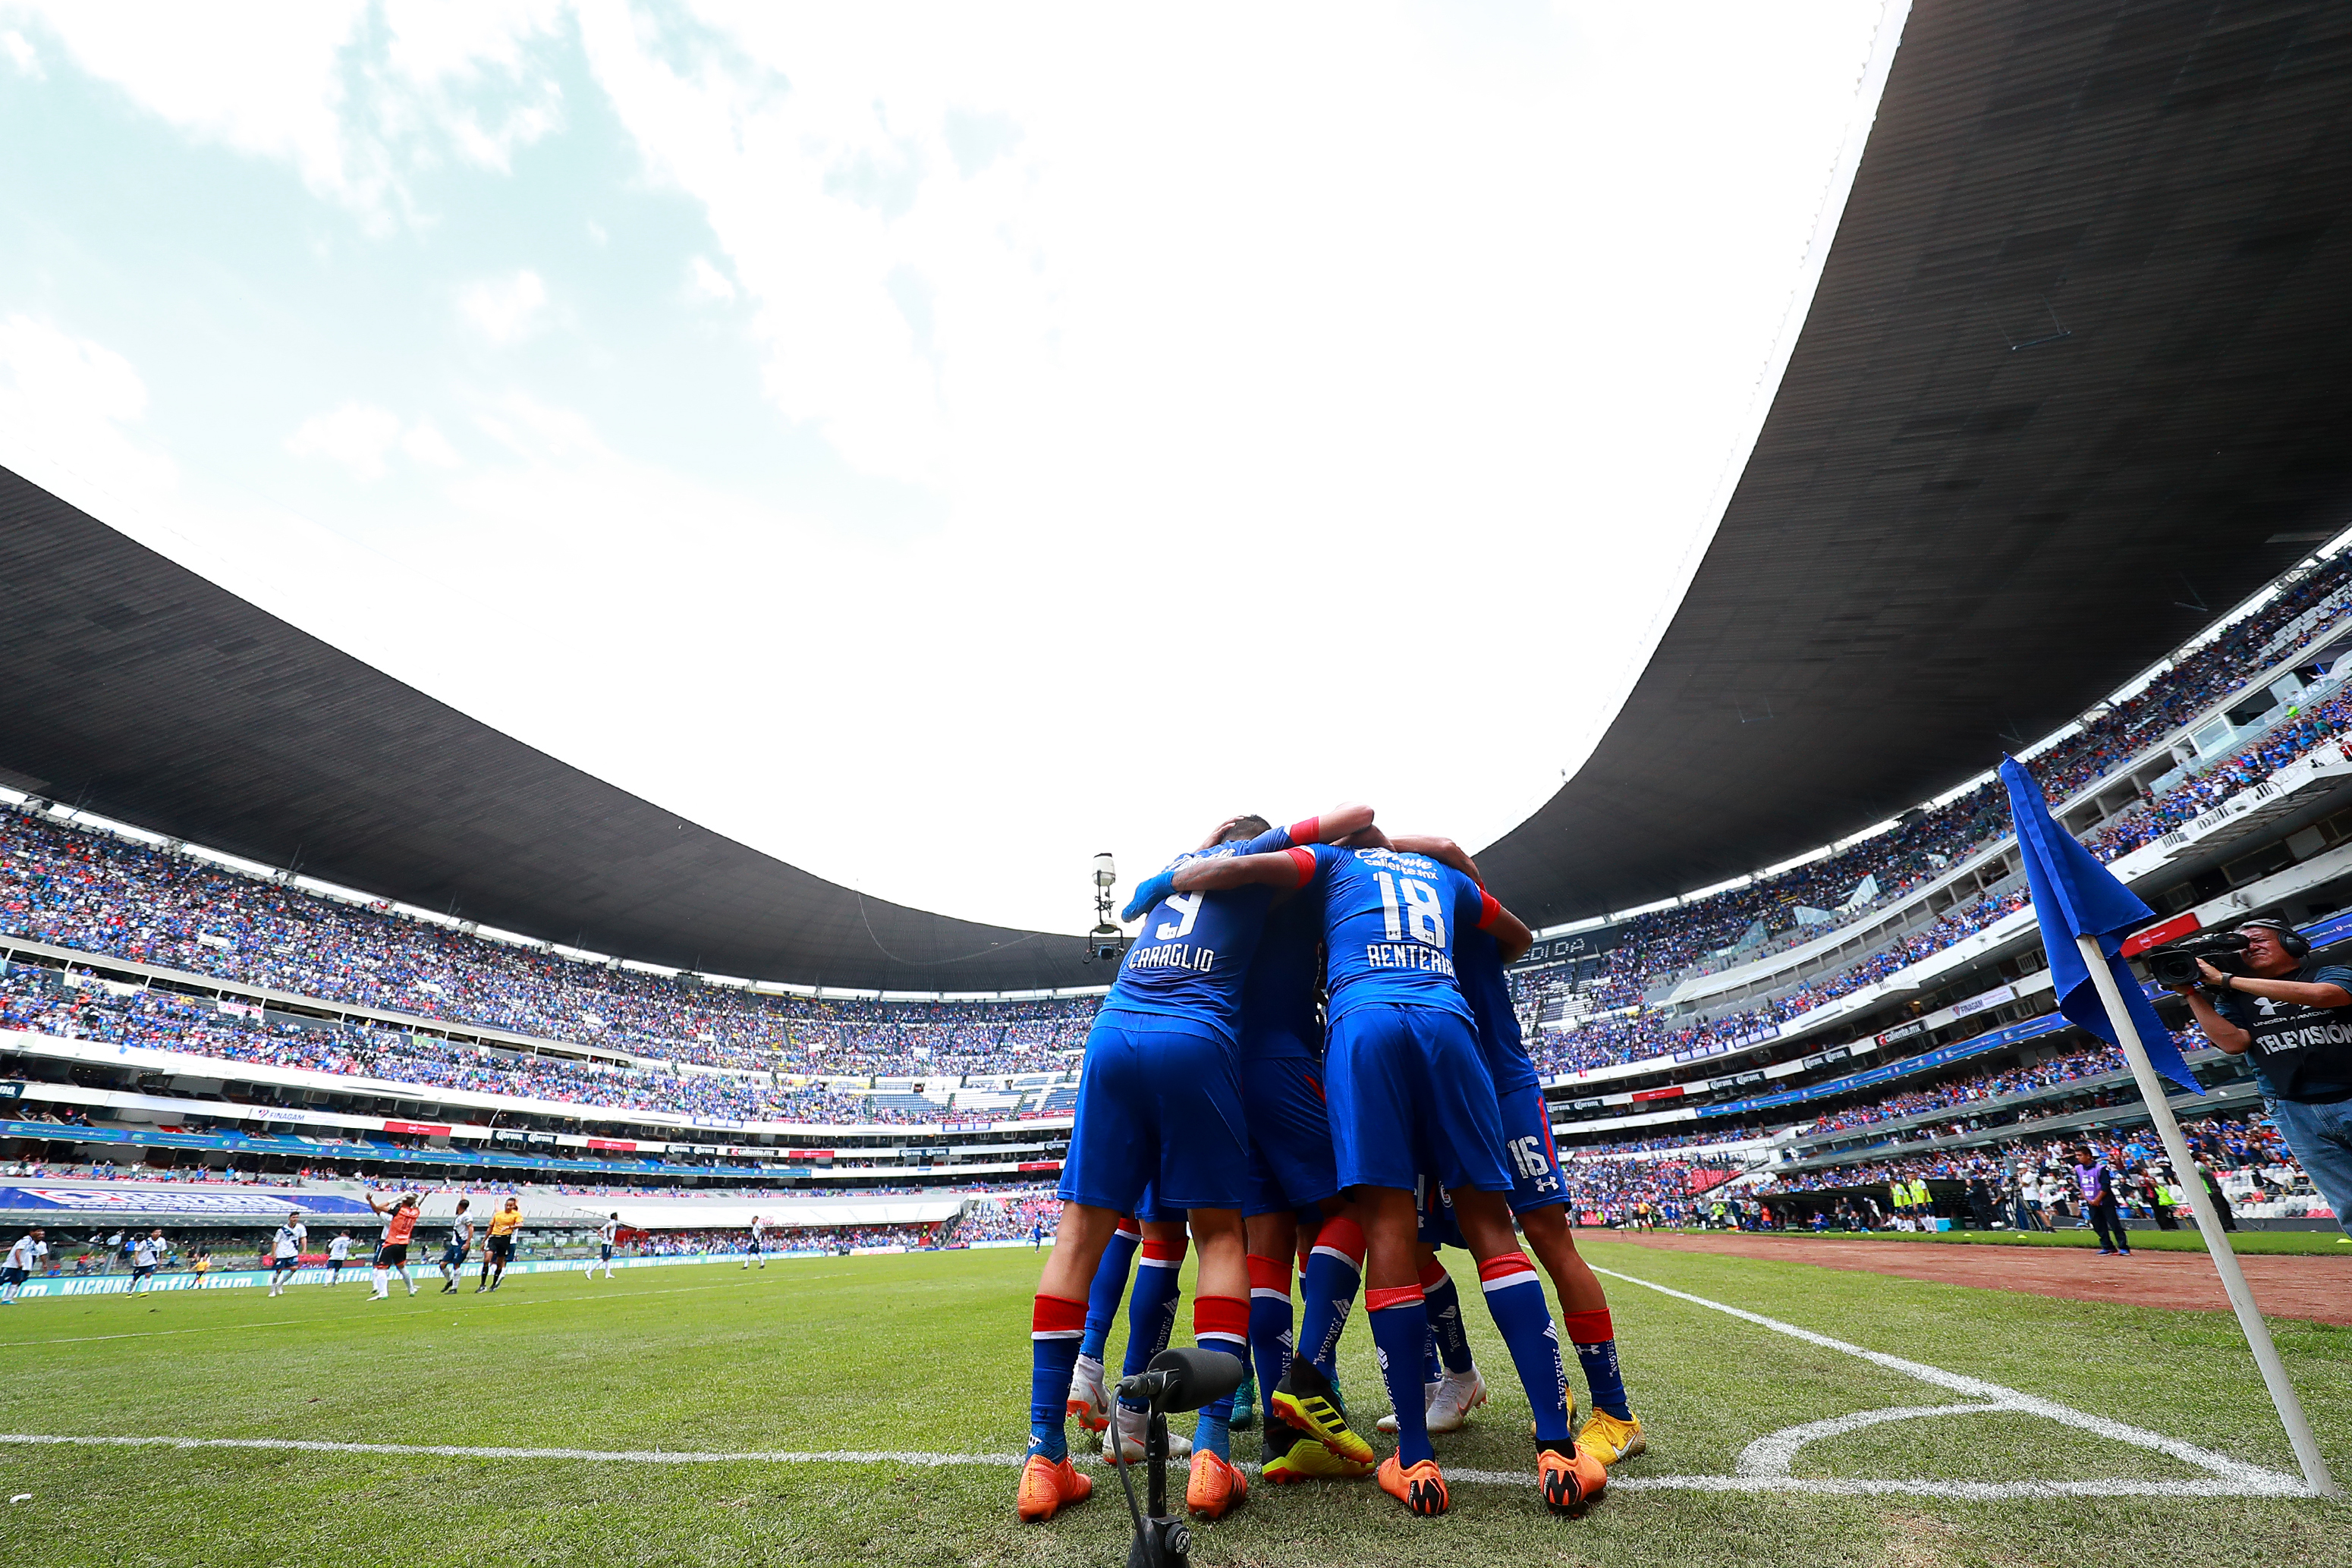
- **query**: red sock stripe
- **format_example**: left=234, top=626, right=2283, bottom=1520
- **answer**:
left=1417, top=1257, right=1449, bottom=1290
left=1561, top=1308, right=1615, bottom=1344
left=1476, top=1252, right=1537, bottom=1285
left=1314, top=1214, right=1366, bottom=1266
left=1365, top=1284, right=1425, bottom=1314
left=1296, top=1239, right=1314, bottom=1274
left=1033, top=1293, right=1088, bottom=1334
left=1246, top=1253, right=1291, bottom=1293
left=1194, top=1294, right=1250, bottom=1340
left=1140, top=1237, right=1188, bottom=1264
left=1115, top=1218, right=1143, bottom=1240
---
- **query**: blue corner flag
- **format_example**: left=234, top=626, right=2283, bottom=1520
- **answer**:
left=2000, top=756, right=2201, bottom=1095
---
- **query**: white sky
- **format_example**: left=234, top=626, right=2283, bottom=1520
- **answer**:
left=0, top=1, right=1901, bottom=938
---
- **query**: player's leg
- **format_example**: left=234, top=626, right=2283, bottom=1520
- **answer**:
left=1067, top=1215, right=1140, bottom=1434
left=1503, top=1081, right=1642, bottom=1464
left=1148, top=1030, right=1254, bottom=1520
left=1519, top=1204, right=1642, bottom=1464
left=369, top=1246, right=390, bottom=1299
left=1020, top=1019, right=1151, bottom=1523
left=1180, top=1205, right=1253, bottom=1518
left=1417, top=1014, right=1601, bottom=1517
left=1242, top=1209, right=1302, bottom=1462
left=1109, top=1218, right=1191, bottom=1464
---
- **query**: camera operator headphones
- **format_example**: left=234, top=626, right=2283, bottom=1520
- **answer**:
left=2235, top=916, right=2310, bottom=960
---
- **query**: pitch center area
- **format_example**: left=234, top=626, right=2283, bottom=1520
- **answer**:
left=0, top=1241, right=2342, bottom=1566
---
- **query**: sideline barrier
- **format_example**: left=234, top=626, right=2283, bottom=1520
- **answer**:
left=0, top=1249, right=851, bottom=1302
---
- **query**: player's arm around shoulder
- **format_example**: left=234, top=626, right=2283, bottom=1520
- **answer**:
left=1471, top=880, right=1535, bottom=963
left=1171, top=845, right=1320, bottom=894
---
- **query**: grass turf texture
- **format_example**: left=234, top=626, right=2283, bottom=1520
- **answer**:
left=1632, top=1225, right=2350, bottom=1255
left=0, top=1243, right=2341, bottom=1567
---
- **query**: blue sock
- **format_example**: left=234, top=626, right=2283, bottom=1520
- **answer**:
left=1118, top=1236, right=1186, bottom=1411
left=1193, top=1295, right=1250, bottom=1461
left=1297, top=1215, right=1364, bottom=1379
left=1079, top=1221, right=1141, bottom=1362
left=1478, top=1254, right=1571, bottom=1443
left=1422, top=1322, right=1441, bottom=1384
left=1420, top=1258, right=1475, bottom=1375
left=1246, top=1254, right=1294, bottom=1428
left=1030, top=1293, right=1086, bottom=1460
left=1564, top=1307, right=1632, bottom=1420
left=1367, top=1284, right=1434, bottom=1466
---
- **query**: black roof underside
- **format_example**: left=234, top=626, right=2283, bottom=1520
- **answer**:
left=0, top=472, right=1094, bottom=993
left=1481, top=0, right=2352, bottom=928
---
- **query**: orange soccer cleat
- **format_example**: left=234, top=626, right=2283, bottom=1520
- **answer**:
left=1539, top=1444, right=1608, bottom=1516
left=1185, top=1450, right=1250, bottom=1519
left=1016, top=1453, right=1093, bottom=1523
left=1376, top=1453, right=1451, bottom=1516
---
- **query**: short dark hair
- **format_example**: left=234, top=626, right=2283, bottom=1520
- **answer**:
left=1218, top=815, right=1274, bottom=844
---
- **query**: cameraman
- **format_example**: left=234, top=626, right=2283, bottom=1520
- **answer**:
left=2169, top=917, right=2352, bottom=1238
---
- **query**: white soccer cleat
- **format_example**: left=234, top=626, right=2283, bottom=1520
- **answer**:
left=1424, top=1369, right=1489, bottom=1434
left=1102, top=1407, right=1192, bottom=1465
left=1067, top=1354, right=1112, bottom=1434
left=1376, top=1381, right=1444, bottom=1435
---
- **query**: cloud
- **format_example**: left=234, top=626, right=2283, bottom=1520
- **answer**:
left=0, top=315, right=175, bottom=505
left=6, top=0, right=566, bottom=222
left=2, top=28, right=39, bottom=77
left=457, top=269, right=549, bottom=344
left=285, top=403, right=404, bottom=479
left=686, top=255, right=736, bottom=304
left=401, top=420, right=461, bottom=468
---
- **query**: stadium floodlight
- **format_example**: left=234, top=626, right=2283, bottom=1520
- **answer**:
left=1086, top=853, right=1125, bottom=965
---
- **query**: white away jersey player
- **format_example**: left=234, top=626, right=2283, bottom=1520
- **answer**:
left=272, top=1222, right=307, bottom=1260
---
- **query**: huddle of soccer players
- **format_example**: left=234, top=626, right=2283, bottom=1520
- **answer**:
left=1019, top=806, right=1643, bottom=1526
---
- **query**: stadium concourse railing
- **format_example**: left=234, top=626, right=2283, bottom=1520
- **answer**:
left=1521, top=569, right=2352, bottom=1042
left=1535, top=741, right=2352, bottom=1144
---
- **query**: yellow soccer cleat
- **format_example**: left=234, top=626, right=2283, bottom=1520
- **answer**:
left=1375, top=1454, right=1450, bottom=1516
left=1016, top=1453, right=1093, bottom=1523
left=1539, top=1444, right=1607, bottom=1516
left=1184, top=1450, right=1249, bottom=1519
left=1261, top=1438, right=1373, bottom=1484
left=1575, top=1409, right=1646, bottom=1467
left=1270, top=1370, right=1374, bottom=1467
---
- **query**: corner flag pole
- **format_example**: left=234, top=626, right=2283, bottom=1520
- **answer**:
left=2074, top=935, right=2338, bottom=1497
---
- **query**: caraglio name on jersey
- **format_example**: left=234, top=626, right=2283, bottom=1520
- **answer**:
left=1125, top=943, right=1218, bottom=973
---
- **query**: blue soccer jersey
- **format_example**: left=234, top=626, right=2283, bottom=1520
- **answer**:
left=1293, top=845, right=1498, bottom=1024
left=1456, top=928, right=1540, bottom=1098
left=1237, top=894, right=1322, bottom=1062
left=1105, top=825, right=1297, bottom=1045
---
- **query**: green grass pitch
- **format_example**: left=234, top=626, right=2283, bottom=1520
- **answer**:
left=0, top=1240, right=2344, bottom=1566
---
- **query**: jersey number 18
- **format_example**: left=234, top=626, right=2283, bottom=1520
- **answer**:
left=1375, top=872, right=1447, bottom=947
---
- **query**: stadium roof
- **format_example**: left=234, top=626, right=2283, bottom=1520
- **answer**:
left=1482, top=0, right=2352, bottom=929
left=9, top=0, right=2352, bottom=984
left=0, top=469, right=1097, bottom=994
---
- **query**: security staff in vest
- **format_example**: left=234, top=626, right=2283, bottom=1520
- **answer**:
left=2169, top=917, right=2352, bottom=1239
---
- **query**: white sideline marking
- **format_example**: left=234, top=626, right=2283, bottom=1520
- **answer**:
left=0, top=1434, right=2304, bottom=1500
left=1588, top=1264, right=2310, bottom=1497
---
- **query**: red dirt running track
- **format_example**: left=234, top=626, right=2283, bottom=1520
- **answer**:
left=1602, top=1232, right=2352, bottom=1325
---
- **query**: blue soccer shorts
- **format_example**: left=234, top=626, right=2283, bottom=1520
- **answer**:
left=1240, top=1053, right=1341, bottom=1218
left=1324, top=1002, right=1511, bottom=1196
left=1058, top=1012, right=1250, bottom=1214
left=1497, top=1083, right=1570, bottom=1214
